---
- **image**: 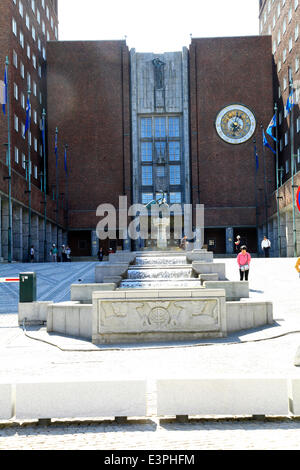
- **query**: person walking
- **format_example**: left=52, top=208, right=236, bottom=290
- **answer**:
left=261, top=236, right=271, bottom=257
left=97, top=247, right=103, bottom=261
left=65, top=246, right=71, bottom=262
left=50, top=244, right=58, bottom=262
left=180, top=235, right=188, bottom=251
left=237, top=245, right=251, bottom=281
left=234, top=235, right=241, bottom=253
left=30, top=245, right=35, bottom=263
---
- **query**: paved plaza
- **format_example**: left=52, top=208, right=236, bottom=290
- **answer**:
left=1, top=257, right=300, bottom=450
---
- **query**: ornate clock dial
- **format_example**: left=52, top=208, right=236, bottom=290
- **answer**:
left=215, top=104, right=256, bottom=144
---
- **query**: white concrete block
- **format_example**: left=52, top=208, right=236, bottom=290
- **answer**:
left=192, top=262, right=226, bottom=280
left=226, top=301, right=273, bottom=333
left=203, top=281, right=249, bottom=301
left=289, top=379, right=300, bottom=415
left=18, top=301, right=53, bottom=325
left=0, top=383, right=13, bottom=420
left=157, top=378, right=289, bottom=416
left=47, top=303, right=93, bottom=339
left=71, top=283, right=116, bottom=303
left=95, top=264, right=129, bottom=283
left=15, top=380, right=147, bottom=419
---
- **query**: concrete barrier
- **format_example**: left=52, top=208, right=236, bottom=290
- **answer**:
left=15, top=379, right=147, bottom=420
left=203, top=281, right=249, bottom=301
left=226, top=301, right=273, bottom=333
left=0, top=383, right=13, bottom=419
left=47, top=302, right=93, bottom=339
left=192, top=262, right=226, bottom=280
left=18, top=301, right=53, bottom=325
left=71, top=283, right=116, bottom=303
left=186, top=250, right=214, bottom=263
left=157, top=378, right=289, bottom=417
left=108, top=252, right=136, bottom=264
left=288, top=379, right=300, bottom=415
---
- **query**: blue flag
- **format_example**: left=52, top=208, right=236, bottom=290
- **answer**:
left=55, top=132, right=58, bottom=168
left=263, top=129, right=276, bottom=155
left=23, top=97, right=31, bottom=136
left=2, top=65, right=7, bottom=115
left=286, top=91, right=294, bottom=115
left=64, top=147, right=68, bottom=175
left=266, top=114, right=277, bottom=142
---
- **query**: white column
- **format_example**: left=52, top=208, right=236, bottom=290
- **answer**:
left=13, top=205, right=23, bottom=261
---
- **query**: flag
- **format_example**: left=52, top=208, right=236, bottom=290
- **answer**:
left=286, top=90, right=294, bottom=115
left=263, top=129, right=276, bottom=155
left=254, top=144, right=259, bottom=171
left=2, top=65, right=7, bottom=115
left=64, top=146, right=68, bottom=175
left=55, top=131, right=58, bottom=168
left=266, top=114, right=277, bottom=142
left=23, top=96, right=31, bottom=136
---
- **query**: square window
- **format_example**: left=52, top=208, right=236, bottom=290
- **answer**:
left=142, top=166, right=153, bottom=186
left=141, top=142, right=152, bottom=162
left=169, top=165, right=181, bottom=185
left=169, top=141, right=180, bottom=161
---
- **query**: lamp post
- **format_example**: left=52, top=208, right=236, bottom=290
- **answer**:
left=42, top=108, right=47, bottom=261
left=26, top=86, right=31, bottom=262
left=4, top=57, right=12, bottom=263
left=64, top=144, right=69, bottom=244
left=289, top=76, right=297, bottom=256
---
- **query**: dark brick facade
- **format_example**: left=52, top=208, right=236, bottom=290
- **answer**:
left=46, top=40, right=131, bottom=232
left=189, top=36, right=275, bottom=231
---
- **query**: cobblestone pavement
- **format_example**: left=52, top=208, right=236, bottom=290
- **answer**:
left=0, top=257, right=300, bottom=450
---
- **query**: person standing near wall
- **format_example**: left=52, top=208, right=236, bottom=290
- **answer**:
left=237, top=245, right=251, bottom=281
left=261, top=236, right=271, bottom=257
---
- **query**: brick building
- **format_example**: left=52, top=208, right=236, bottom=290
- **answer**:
left=0, top=0, right=64, bottom=262
left=259, top=0, right=300, bottom=256
left=2, top=1, right=297, bottom=260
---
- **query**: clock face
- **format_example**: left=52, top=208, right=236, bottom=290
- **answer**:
left=215, top=104, right=256, bottom=144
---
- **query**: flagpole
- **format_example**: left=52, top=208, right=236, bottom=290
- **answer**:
left=274, top=102, right=281, bottom=257
left=64, top=144, right=69, bottom=244
left=289, top=76, right=297, bottom=257
left=26, top=86, right=31, bottom=262
left=42, top=109, right=47, bottom=261
left=4, top=57, right=12, bottom=263
left=261, top=125, right=269, bottom=239
left=55, top=127, right=59, bottom=248
left=253, top=138, right=259, bottom=255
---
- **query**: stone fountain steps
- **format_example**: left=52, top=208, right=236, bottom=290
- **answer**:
left=119, top=279, right=202, bottom=289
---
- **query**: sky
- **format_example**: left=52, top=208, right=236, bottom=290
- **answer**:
left=57, top=0, right=260, bottom=53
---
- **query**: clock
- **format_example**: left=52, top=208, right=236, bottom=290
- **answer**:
left=215, top=104, right=256, bottom=144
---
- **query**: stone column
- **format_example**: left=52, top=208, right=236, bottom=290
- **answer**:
left=39, top=217, right=45, bottom=262
left=46, top=222, right=52, bottom=262
left=1, top=198, right=9, bottom=261
left=13, top=205, right=23, bottom=261
left=272, top=217, right=279, bottom=258
left=268, top=220, right=274, bottom=257
left=31, top=214, right=39, bottom=262
left=226, top=227, right=234, bottom=254
left=286, top=211, right=294, bottom=257
left=91, top=230, right=98, bottom=257
left=22, top=209, right=29, bottom=262
left=279, top=212, right=287, bottom=257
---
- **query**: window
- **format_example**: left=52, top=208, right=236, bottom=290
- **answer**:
left=37, top=9, right=40, bottom=24
left=154, top=117, right=166, bottom=137
left=169, top=165, right=181, bottom=185
left=19, top=31, right=24, bottom=48
left=278, top=59, right=282, bottom=71
left=141, top=118, right=152, bottom=138
left=168, top=117, right=180, bottom=137
left=285, top=159, right=289, bottom=173
left=298, top=147, right=300, bottom=163
left=273, top=40, right=276, bottom=54
left=289, top=37, right=293, bottom=52
left=42, top=47, right=46, bottom=60
left=296, top=56, right=300, bottom=72
left=46, top=6, right=49, bottom=19
left=283, top=48, right=287, bottom=62
left=155, top=142, right=166, bottom=159
left=156, top=166, right=165, bottom=177
left=141, top=142, right=152, bottom=162
left=21, top=123, right=25, bottom=139
left=32, top=54, right=36, bottom=69
left=41, top=0, right=45, bottom=8
left=13, top=51, right=18, bottom=69
left=283, top=17, right=287, bottom=34
left=295, top=0, right=299, bottom=10
left=22, top=153, right=26, bottom=169
left=34, top=138, right=37, bottom=152
left=32, top=26, right=36, bottom=41
left=31, top=0, right=35, bottom=13
left=295, top=24, right=299, bottom=41
left=169, top=192, right=181, bottom=204
left=26, top=14, right=30, bottom=29
left=38, top=38, right=41, bottom=51
left=283, top=77, right=287, bottom=90
left=19, top=1, right=23, bottom=17
left=285, top=131, right=289, bottom=146
left=169, top=141, right=180, bottom=161
left=42, top=21, right=45, bottom=35
left=34, top=165, right=37, bottom=179
left=297, top=117, right=300, bottom=132
left=51, top=17, right=54, bottom=29
left=288, top=7, right=292, bottom=22
left=14, top=114, right=18, bottom=132
left=27, top=44, right=31, bottom=59
left=277, top=3, right=281, bottom=17
left=33, top=110, right=37, bottom=124
left=20, top=62, right=24, bottom=78
left=14, top=147, right=19, bottom=163
left=47, top=31, right=50, bottom=41
left=14, top=83, right=18, bottom=100
left=21, top=93, right=25, bottom=109
left=55, top=26, right=58, bottom=39
left=142, top=166, right=152, bottom=186
left=142, top=193, right=153, bottom=204
left=277, top=30, right=281, bottom=45
left=12, top=18, right=17, bottom=36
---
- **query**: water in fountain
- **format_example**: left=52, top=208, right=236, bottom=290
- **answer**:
left=119, top=252, right=201, bottom=289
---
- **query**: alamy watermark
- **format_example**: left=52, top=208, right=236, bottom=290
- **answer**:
left=95, top=196, right=204, bottom=243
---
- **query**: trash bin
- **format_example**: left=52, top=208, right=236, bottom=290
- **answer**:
left=19, top=272, right=37, bottom=303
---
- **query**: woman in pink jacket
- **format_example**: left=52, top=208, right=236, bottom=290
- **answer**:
left=237, top=245, right=251, bottom=281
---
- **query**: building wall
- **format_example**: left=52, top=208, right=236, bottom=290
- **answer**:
left=189, top=36, right=275, bottom=236
left=46, top=40, right=132, bottom=237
